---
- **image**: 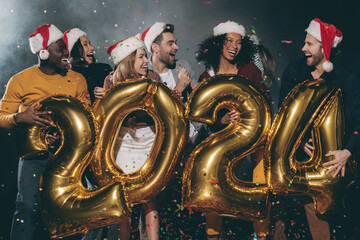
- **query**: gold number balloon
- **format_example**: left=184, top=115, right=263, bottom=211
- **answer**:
left=182, top=75, right=272, bottom=220
left=89, top=78, right=188, bottom=204
left=14, top=96, right=131, bottom=238
left=266, top=78, right=355, bottom=214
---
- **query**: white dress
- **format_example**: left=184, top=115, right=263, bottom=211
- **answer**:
left=115, top=125, right=156, bottom=174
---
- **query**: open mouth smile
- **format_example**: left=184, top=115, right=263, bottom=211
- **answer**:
left=228, top=50, right=237, bottom=57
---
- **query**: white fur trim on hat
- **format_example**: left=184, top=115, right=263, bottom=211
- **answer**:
left=63, top=28, right=86, bottom=53
left=213, top=21, right=246, bottom=36
left=322, top=61, right=334, bottom=72
left=39, top=50, right=50, bottom=60
left=107, top=35, right=144, bottom=66
left=141, top=22, right=166, bottom=52
left=306, top=20, right=343, bottom=48
left=29, top=24, right=63, bottom=55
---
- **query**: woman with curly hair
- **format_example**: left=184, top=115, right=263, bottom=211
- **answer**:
left=196, top=21, right=272, bottom=240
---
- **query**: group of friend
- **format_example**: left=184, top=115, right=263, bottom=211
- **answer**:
left=0, top=17, right=359, bottom=240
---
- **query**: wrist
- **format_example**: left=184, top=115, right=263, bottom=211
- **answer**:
left=13, top=112, right=19, bottom=124
left=174, top=85, right=185, bottom=94
left=220, top=117, right=227, bottom=125
left=344, top=149, right=352, bottom=157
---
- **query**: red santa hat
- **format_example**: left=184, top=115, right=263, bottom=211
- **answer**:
left=306, top=18, right=343, bottom=72
left=141, top=22, right=167, bottom=52
left=213, top=21, right=246, bottom=37
left=29, top=24, right=64, bottom=60
left=107, top=34, right=144, bottom=66
left=63, top=28, right=87, bottom=53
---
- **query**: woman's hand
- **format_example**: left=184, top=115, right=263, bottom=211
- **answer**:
left=94, top=87, right=106, bottom=99
left=172, top=89, right=184, bottom=101
left=323, top=149, right=351, bottom=178
left=220, top=110, right=239, bottom=125
left=302, top=138, right=315, bottom=157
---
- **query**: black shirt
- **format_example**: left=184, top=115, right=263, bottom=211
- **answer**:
left=278, top=57, right=360, bottom=157
left=72, top=63, right=113, bottom=103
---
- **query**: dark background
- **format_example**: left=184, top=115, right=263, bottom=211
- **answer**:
left=1, top=0, right=359, bottom=239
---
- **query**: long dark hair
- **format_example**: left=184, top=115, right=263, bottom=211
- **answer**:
left=258, top=45, right=276, bottom=87
left=196, top=34, right=257, bottom=73
left=70, top=39, right=95, bottom=67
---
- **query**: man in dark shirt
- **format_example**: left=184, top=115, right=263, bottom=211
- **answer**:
left=277, top=18, right=360, bottom=240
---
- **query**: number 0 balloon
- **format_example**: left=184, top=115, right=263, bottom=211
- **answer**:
left=89, top=78, right=188, bottom=204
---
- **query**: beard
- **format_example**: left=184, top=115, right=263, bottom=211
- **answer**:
left=51, top=62, right=68, bottom=76
left=307, top=49, right=325, bottom=69
left=159, top=52, right=176, bottom=69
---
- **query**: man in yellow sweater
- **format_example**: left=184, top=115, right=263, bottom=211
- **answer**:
left=0, top=24, right=90, bottom=240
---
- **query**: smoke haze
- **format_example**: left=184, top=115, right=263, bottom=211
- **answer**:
left=0, top=0, right=358, bottom=109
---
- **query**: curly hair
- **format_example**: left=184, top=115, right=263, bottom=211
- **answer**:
left=196, top=34, right=257, bottom=72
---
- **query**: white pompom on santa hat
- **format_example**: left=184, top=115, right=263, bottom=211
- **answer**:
left=141, top=22, right=167, bottom=52
left=63, top=28, right=86, bottom=53
left=29, top=24, right=64, bottom=60
left=306, top=18, right=343, bottom=72
left=213, top=20, right=246, bottom=37
left=107, top=34, right=144, bottom=66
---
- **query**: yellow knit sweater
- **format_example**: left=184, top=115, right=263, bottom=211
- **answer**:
left=0, top=65, right=90, bottom=129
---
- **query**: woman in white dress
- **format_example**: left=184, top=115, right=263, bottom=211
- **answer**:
left=95, top=35, right=161, bottom=240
